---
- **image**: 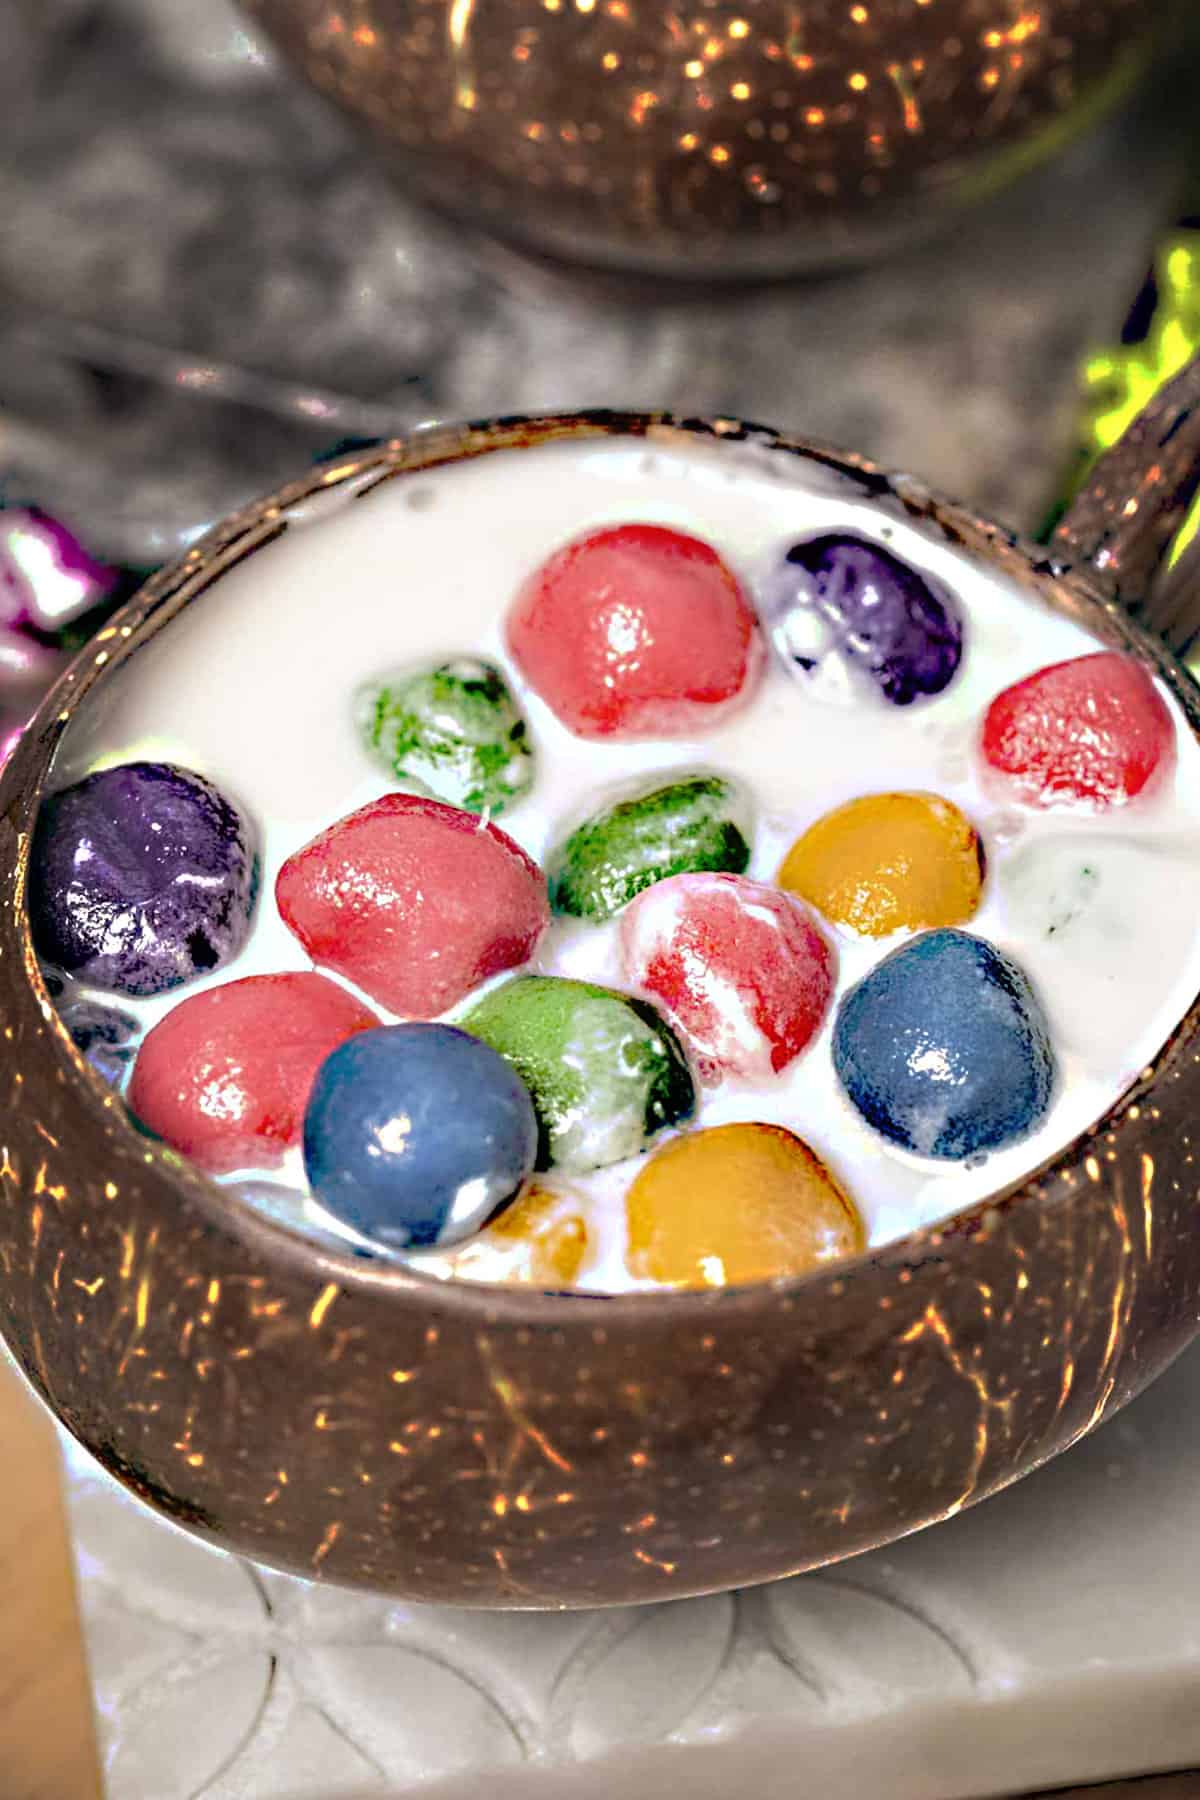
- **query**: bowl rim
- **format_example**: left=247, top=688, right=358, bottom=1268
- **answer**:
left=10, top=404, right=1200, bottom=1328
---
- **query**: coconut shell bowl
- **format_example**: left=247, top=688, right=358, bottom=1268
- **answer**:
left=4, top=364, right=1200, bottom=1610
left=242, top=0, right=1179, bottom=278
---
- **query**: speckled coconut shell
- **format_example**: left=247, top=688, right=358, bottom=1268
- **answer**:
left=2, top=388, right=1200, bottom=1607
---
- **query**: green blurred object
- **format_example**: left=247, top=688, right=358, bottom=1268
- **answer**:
left=1068, top=225, right=1200, bottom=568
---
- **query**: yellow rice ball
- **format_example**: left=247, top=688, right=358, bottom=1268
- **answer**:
left=625, top=1123, right=864, bottom=1290
left=778, top=790, right=984, bottom=937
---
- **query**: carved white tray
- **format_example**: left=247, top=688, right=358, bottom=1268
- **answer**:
left=64, top=1334, right=1200, bottom=1799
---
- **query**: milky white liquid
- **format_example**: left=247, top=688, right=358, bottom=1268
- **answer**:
left=57, top=434, right=1200, bottom=1289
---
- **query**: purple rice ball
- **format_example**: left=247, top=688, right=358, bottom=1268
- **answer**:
left=30, top=761, right=258, bottom=997
left=768, top=533, right=963, bottom=706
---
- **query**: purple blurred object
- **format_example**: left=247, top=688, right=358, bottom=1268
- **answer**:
left=766, top=534, right=964, bottom=707
left=0, top=623, right=70, bottom=767
left=0, top=722, right=28, bottom=771
left=0, top=506, right=122, bottom=634
left=29, top=761, right=258, bottom=997
left=0, top=503, right=130, bottom=767
left=0, top=622, right=65, bottom=692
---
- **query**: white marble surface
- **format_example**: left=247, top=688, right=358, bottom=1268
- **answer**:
left=63, top=1336, right=1200, bottom=1800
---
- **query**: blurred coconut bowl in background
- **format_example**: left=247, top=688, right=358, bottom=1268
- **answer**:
left=242, top=0, right=1185, bottom=280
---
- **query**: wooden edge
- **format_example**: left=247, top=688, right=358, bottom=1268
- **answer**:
left=0, top=1357, right=104, bottom=1800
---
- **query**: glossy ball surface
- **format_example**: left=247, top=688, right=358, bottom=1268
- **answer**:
left=980, top=651, right=1175, bottom=811
left=507, top=524, right=762, bottom=739
left=548, top=774, right=752, bottom=922
left=766, top=534, right=963, bottom=706
left=303, top=1024, right=539, bottom=1249
left=625, top=1123, right=864, bottom=1289
left=778, top=791, right=985, bottom=937
left=832, top=929, right=1055, bottom=1160
left=130, top=973, right=378, bottom=1175
left=30, top=761, right=257, bottom=997
left=620, top=872, right=834, bottom=1080
left=276, top=792, right=549, bottom=1018
left=357, top=656, right=534, bottom=817
left=463, top=975, right=695, bottom=1172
